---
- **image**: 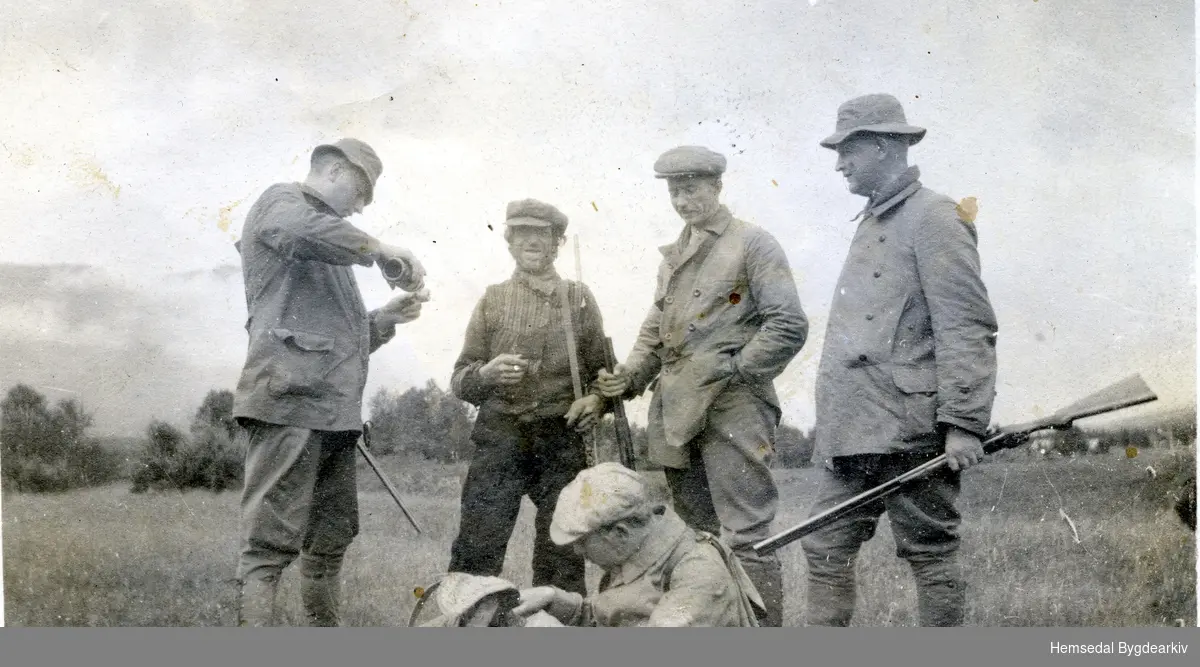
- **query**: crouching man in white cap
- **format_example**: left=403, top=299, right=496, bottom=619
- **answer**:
left=511, top=463, right=764, bottom=627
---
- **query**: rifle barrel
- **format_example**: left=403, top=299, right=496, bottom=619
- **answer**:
left=752, top=374, right=1158, bottom=557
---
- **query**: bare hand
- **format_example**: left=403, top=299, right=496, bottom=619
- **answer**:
left=945, top=427, right=984, bottom=472
left=376, top=292, right=424, bottom=328
left=480, top=353, right=529, bottom=386
left=512, top=586, right=563, bottom=619
left=565, top=394, right=602, bottom=432
left=595, top=364, right=630, bottom=398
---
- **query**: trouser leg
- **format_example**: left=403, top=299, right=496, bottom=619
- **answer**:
left=799, top=457, right=886, bottom=627
left=299, top=430, right=361, bottom=627
left=527, top=419, right=589, bottom=596
left=235, top=420, right=324, bottom=626
left=883, top=456, right=965, bottom=627
left=685, top=384, right=784, bottom=626
left=447, top=423, right=526, bottom=577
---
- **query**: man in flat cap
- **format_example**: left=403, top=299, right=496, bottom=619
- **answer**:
left=231, top=138, right=429, bottom=626
left=445, top=199, right=610, bottom=600
left=511, top=463, right=763, bottom=627
left=594, top=146, right=808, bottom=626
left=801, top=94, right=999, bottom=626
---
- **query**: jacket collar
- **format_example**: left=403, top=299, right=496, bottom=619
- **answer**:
left=854, top=166, right=922, bottom=221
left=298, top=182, right=341, bottom=217
left=658, top=205, right=734, bottom=258
left=609, top=509, right=691, bottom=586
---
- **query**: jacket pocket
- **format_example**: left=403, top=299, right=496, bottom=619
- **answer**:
left=264, top=328, right=338, bottom=398
left=892, top=365, right=938, bottom=441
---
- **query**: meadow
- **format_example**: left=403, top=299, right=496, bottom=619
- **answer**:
left=3, top=446, right=1195, bottom=627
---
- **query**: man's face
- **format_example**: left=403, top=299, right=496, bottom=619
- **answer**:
left=326, top=162, right=370, bottom=217
left=667, top=177, right=721, bottom=226
left=507, top=225, right=558, bottom=274
left=834, top=134, right=888, bottom=198
left=571, top=520, right=643, bottom=569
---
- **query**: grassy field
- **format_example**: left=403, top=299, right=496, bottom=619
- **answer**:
left=3, top=446, right=1195, bottom=627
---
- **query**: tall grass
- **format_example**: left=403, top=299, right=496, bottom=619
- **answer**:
left=3, top=447, right=1194, bottom=626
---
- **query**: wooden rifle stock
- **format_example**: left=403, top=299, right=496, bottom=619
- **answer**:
left=751, top=374, right=1159, bottom=557
left=604, top=336, right=637, bottom=469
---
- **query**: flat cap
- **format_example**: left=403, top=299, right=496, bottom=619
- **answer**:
left=550, top=462, right=649, bottom=546
left=312, top=138, right=383, bottom=204
left=434, top=573, right=518, bottom=619
left=653, top=145, right=727, bottom=179
left=505, top=198, right=569, bottom=232
left=820, top=94, right=926, bottom=149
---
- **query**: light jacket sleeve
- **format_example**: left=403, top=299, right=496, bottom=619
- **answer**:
left=732, top=229, right=809, bottom=380
left=913, top=202, right=999, bottom=436
left=622, top=300, right=664, bottom=398
left=258, top=188, right=382, bottom=267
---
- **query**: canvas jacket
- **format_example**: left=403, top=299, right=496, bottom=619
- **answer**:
left=623, top=206, right=808, bottom=468
left=232, top=182, right=396, bottom=433
left=562, top=510, right=762, bottom=627
left=814, top=166, right=999, bottom=460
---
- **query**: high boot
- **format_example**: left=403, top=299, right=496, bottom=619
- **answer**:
left=237, top=577, right=279, bottom=627
left=737, top=552, right=784, bottom=627
left=910, top=556, right=966, bottom=627
left=300, top=554, right=343, bottom=627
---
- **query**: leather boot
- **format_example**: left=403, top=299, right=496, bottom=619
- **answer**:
left=802, top=551, right=858, bottom=627
left=737, top=552, right=784, bottom=627
left=237, top=577, right=278, bottom=627
left=910, top=556, right=966, bottom=627
left=300, top=554, right=343, bottom=627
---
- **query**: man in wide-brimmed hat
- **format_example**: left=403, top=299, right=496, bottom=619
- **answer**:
left=801, top=94, right=999, bottom=627
left=594, top=146, right=808, bottom=626
left=511, top=463, right=763, bottom=627
left=231, top=138, right=429, bottom=626
left=418, top=573, right=563, bottom=627
left=445, top=198, right=611, bottom=600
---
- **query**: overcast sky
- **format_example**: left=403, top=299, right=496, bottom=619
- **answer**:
left=0, top=1, right=1194, bottom=436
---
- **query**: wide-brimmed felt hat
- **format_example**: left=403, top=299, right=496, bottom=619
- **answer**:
left=435, top=573, right=520, bottom=620
left=820, top=94, right=926, bottom=149
left=311, top=138, right=383, bottom=204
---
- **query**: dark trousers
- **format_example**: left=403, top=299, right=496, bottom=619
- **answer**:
left=800, top=453, right=964, bottom=627
left=448, top=413, right=588, bottom=596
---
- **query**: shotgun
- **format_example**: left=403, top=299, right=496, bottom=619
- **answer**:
left=603, top=336, right=637, bottom=469
left=358, top=421, right=423, bottom=535
left=752, top=374, right=1159, bottom=557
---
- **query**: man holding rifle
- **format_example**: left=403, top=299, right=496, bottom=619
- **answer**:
left=446, top=199, right=609, bottom=600
left=231, top=138, right=429, bottom=626
left=595, top=146, right=808, bottom=627
left=801, top=94, right=999, bottom=627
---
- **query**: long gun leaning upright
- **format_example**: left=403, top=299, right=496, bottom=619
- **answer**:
left=752, top=374, right=1159, bottom=557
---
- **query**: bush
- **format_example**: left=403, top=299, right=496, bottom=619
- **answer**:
left=130, top=394, right=245, bottom=494
left=1, top=384, right=122, bottom=492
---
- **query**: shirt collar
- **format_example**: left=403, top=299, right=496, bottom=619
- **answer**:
left=612, top=509, right=690, bottom=585
left=511, top=267, right=562, bottom=296
left=660, top=205, right=734, bottom=257
left=853, top=166, right=922, bottom=222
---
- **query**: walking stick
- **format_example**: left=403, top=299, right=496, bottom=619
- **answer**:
left=358, top=421, right=423, bottom=535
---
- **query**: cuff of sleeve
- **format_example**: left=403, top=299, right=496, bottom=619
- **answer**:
left=937, top=417, right=987, bottom=438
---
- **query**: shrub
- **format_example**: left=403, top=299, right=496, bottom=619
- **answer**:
left=1, top=384, right=122, bottom=492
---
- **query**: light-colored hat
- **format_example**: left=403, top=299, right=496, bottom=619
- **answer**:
left=653, top=145, right=727, bottom=179
left=311, top=138, right=383, bottom=204
left=505, top=198, right=569, bottom=234
left=435, top=573, right=519, bottom=620
left=550, top=462, right=649, bottom=546
left=819, top=94, right=927, bottom=149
